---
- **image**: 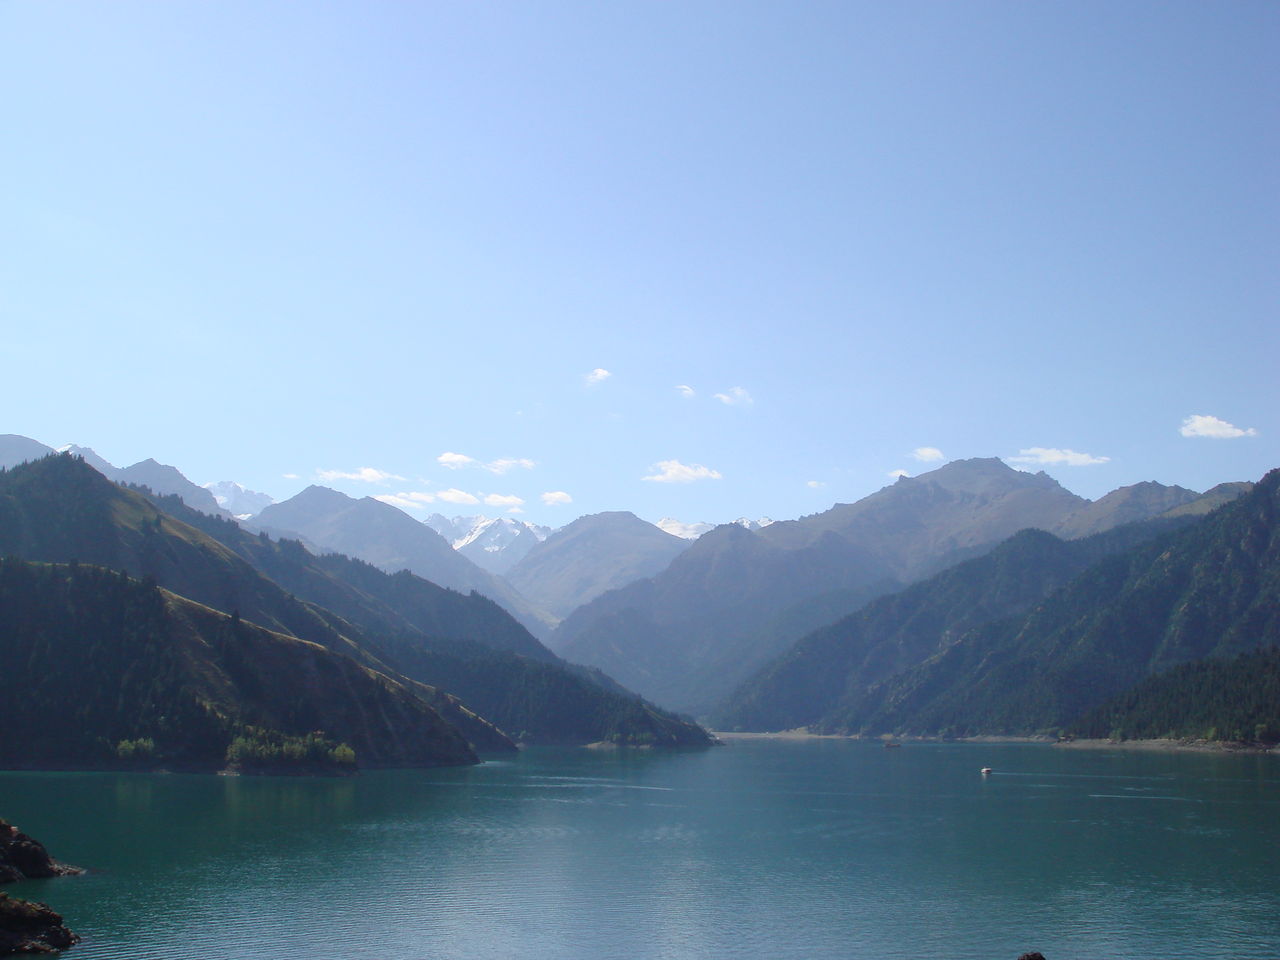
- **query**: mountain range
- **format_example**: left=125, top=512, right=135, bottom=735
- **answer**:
left=0, top=454, right=711, bottom=767
left=3, top=431, right=1270, bottom=752
left=554, top=458, right=1229, bottom=714
left=718, top=469, right=1275, bottom=738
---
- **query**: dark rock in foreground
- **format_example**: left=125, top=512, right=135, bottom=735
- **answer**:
left=0, top=893, right=79, bottom=955
left=0, top=820, right=82, bottom=955
left=0, top=822, right=82, bottom=884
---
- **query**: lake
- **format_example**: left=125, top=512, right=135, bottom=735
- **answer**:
left=3, top=739, right=1277, bottom=959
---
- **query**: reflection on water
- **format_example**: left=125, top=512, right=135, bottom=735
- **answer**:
left=2, top=742, right=1277, bottom=960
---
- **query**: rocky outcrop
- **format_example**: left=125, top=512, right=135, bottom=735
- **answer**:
left=0, top=894, right=79, bottom=954
left=0, top=822, right=81, bottom=884
left=0, top=820, right=81, bottom=955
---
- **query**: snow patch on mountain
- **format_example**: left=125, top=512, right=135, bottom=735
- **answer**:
left=204, top=480, right=275, bottom=519
left=657, top=517, right=775, bottom=539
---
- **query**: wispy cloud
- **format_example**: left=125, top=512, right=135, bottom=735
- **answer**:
left=713, top=386, right=753, bottom=407
left=541, top=491, right=573, bottom=506
left=437, top=452, right=475, bottom=470
left=374, top=491, right=436, bottom=511
left=1008, top=447, right=1110, bottom=467
left=437, top=488, right=480, bottom=505
left=282, top=473, right=299, bottom=480
left=439, top=451, right=535, bottom=474
left=483, top=493, right=525, bottom=510
left=912, top=447, right=945, bottom=462
left=316, top=466, right=405, bottom=484
left=487, top=457, right=535, bottom=474
left=643, top=459, right=723, bottom=483
left=888, top=469, right=911, bottom=478
left=585, top=368, right=612, bottom=386
left=676, top=384, right=696, bottom=399
left=1179, top=414, right=1258, bottom=439
left=807, top=480, right=826, bottom=489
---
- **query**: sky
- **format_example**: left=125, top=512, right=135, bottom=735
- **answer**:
left=3, top=1, right=1276, bottom=526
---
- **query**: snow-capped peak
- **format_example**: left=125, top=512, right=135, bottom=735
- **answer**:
left=203, top=481, right=275, bottom=518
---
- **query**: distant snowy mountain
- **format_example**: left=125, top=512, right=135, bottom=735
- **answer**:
left=657, top=516, right=775, bottom=539
left=204, top=480, right=275, bottom=519
left=656, top=518, right=713, bottom=540
left=424, top=513, right=552, bottom=575
left=56, top=444, right=232, bottom=519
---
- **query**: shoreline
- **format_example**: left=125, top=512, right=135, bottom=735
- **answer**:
left=1053, top=737, right=1278, bottom=755
left=712, top=731, right=1278, bottom=755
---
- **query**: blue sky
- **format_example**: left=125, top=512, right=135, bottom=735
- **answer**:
left=3, top=2, right=1275, bottom=525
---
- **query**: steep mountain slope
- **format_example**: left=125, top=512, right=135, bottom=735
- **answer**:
left=205, top=480, right=274, bottom=517
left=506, top=511, right=691, bottom=620
left=114, top=458, right=228, bottom=517
left=102, top=471, right=710, bottom=748
left=1053, top=481, right=1200, bottom=539
left=1161, top=481, right=1253, bottom=518
left=554, top=459, right=1091, bottom=713
left=0, top=435, right=55, bottom=469
left=0, top=558, right=479, bottom=770
left=556, top=523, right=894, bottom=713
left=824, top=468, right=1280, bottom=736
left=1070, top=646, right=1280, bottom=743
left=254, top=487, right=554, bottom=636
left=715, top=517, right=1195, bottom=732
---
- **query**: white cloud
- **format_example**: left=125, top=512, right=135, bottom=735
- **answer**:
left=437, top=488, right=480, bottom=505
left=807, top=480, right=826, bottom=488
left=643, top=459, right=723, bottom=483
left=487, top=457, right=535, bottom=474
left=713, top=386, right=753, bottom=407
left=912, top=447, right=945, bottom=462
left=1008, top=447, right=1110, bottom=467
left=676, top=384, right=696, bottom=399
left=437, top=452, right=476, bottom=470
left=374, top=492, right=435, bottom=511
left=316, top=466, right=405, bottom=484
left=483, top=493, right=525, bottom=509
left=1179, top=414, right=1258, bottom=439
left=282, top=473, right=299, bottom=480
left=440, top=452, right=535, bottom=474
left=541, top=491, right=573, bottom=506
left=585, top=368, right=612, bottom=386
left=888, top=469, right=911, bottom=478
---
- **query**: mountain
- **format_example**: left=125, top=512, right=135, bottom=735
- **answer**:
left=0, top=556, right=479, bottom=771
left=0, top=435, right=55, bottom=469
left=449, top=515, right=550, bottom=576
left=655, top=517, right=773, bottom=539
left=115, top=473, right=716, bottom=752
left=816, top=468, right=1280, bottom=737
left=204, top=480, right=274, bottom=518
left=554, top=458, right=1092, bottom=714
left=714, top=517, right=1195, bottom=733
left=1053, top=481, right=1200, bottom=539
left=506, top=511, right=691, bottom=621
left=656, top=518, right=713, bottom=539
left=1161, top=481, right=1253, bottom=518
left=1070, top=646, right=1280, bottom=744
left=253, top=486, right=555, bottom=636
left=556, top=522, right=895, bottom=714
left=55, top=443, right=233, bottom=519
left=112, top=458, right=229, bottom=517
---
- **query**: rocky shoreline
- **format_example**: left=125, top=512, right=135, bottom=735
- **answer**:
left=1053, top=737, right=1278, bottom=755
left=0, top=820, right=81, bottom=955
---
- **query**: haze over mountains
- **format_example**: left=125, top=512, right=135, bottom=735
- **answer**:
left=554, top=457, right=1240, bottom=714
left=2, top=431, right=1269, bottom=753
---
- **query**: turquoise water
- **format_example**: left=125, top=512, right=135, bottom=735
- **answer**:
left=3, top=740, right=1278, bottom=959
